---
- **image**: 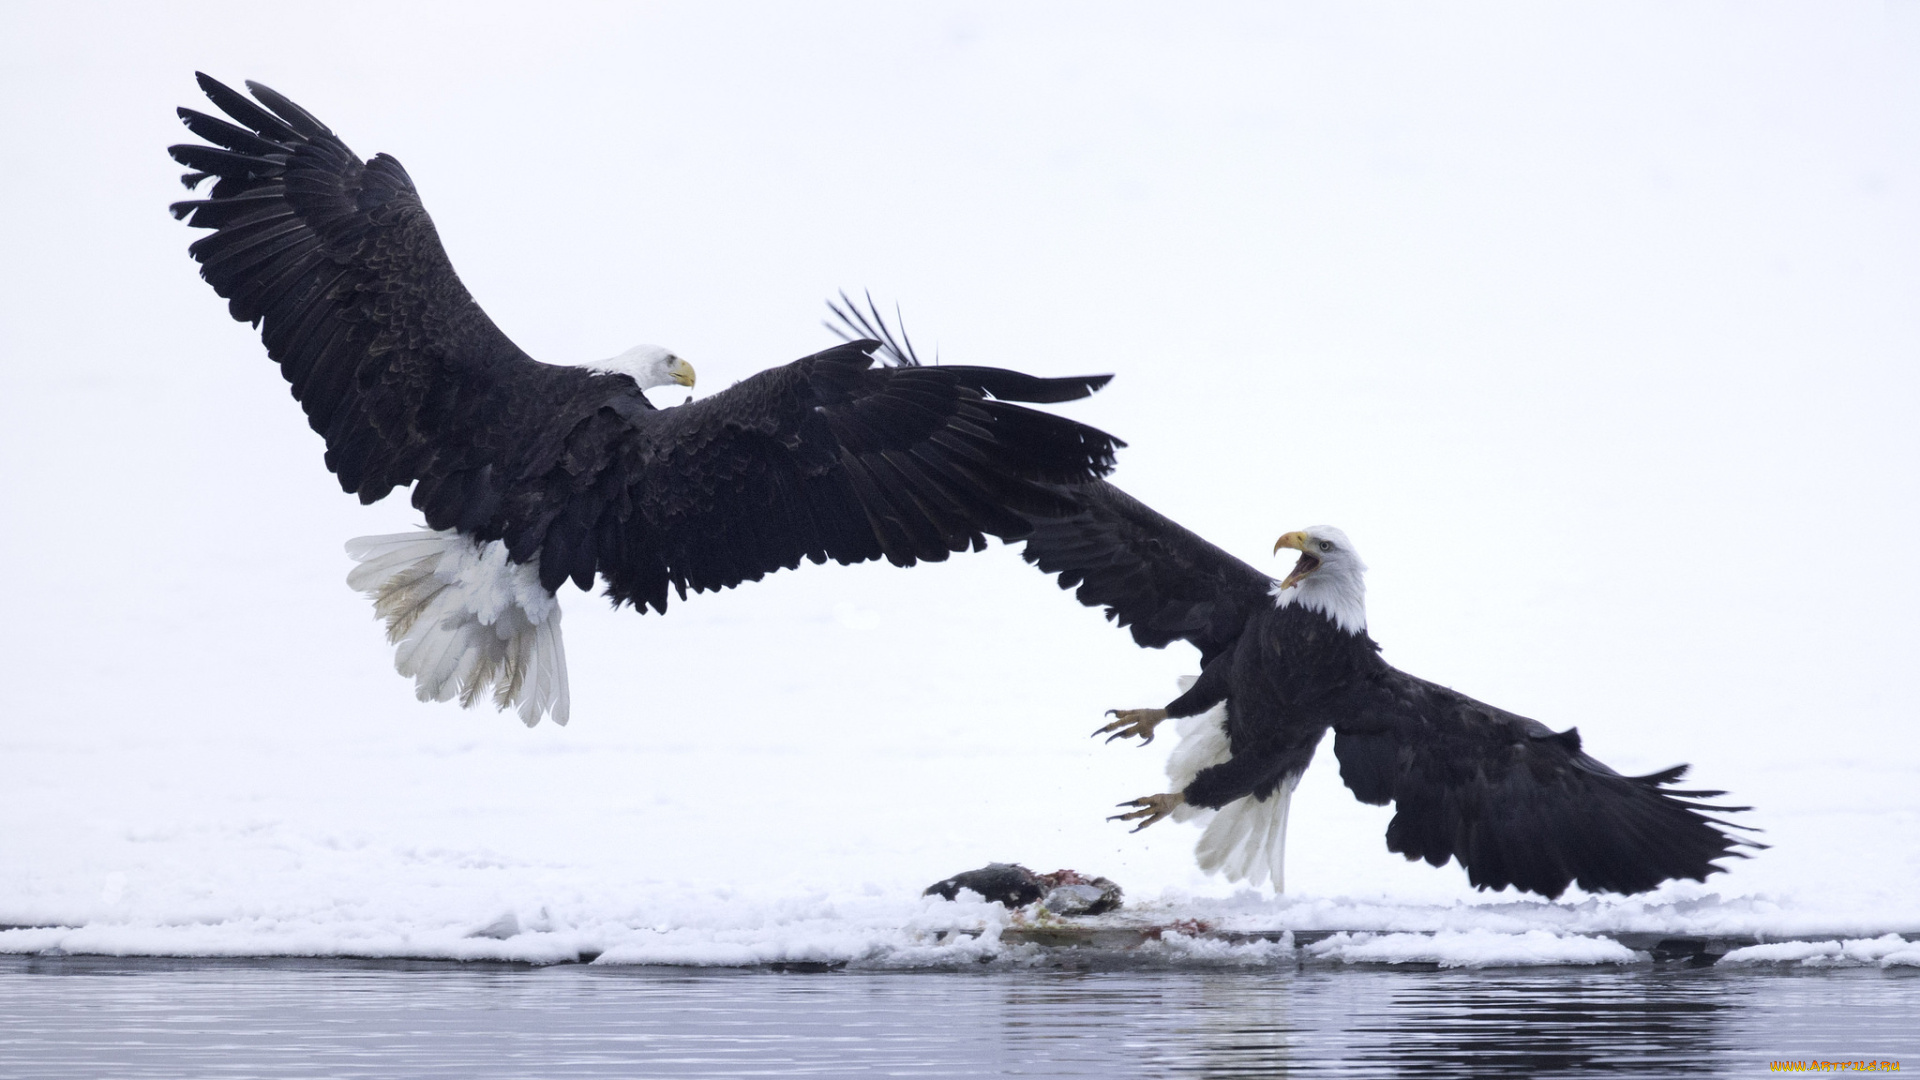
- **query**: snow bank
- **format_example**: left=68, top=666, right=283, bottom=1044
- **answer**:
left=8, top=884, right=1913, bottom=970
left=0, top=893, right=1014, bottom=969
left=1304, top=930, right=1639, bottom=967
left=1142, top=888, right=1912, bottom=942
left=1720, top=934, right=1920, bottom=969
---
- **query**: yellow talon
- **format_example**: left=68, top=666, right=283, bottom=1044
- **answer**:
left=1094, top=708, right=1169, bottom=745
left=1108, top=792, right=1184, bottom=832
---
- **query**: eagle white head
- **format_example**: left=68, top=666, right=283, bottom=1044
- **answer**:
left=587, top=345, right=697, bottom=390
left=1270, top=526, right=1368, bottom=635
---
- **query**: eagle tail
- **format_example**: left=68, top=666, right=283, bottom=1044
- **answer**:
left=344, top=529, right=570, bottom=727
left=1193, top=774, right=1298, bottom=892
left=1162, top=677, right=1298, bottom=892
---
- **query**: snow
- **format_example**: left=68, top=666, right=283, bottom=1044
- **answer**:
left=1303, top=931, right=1638, bottom=968
left=1721, top=935, right=1920, bottom=969
left=2, top=4, right=1918, bottom=972
left=11, top=874, right=1915, bottom=969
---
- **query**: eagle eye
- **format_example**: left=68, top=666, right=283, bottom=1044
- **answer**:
left=1318, top=540, right=1334, bottom=553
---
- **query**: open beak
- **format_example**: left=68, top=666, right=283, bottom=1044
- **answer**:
left=1274, top=530, right=1320, bottom=590
left=668, top=357, right=697, bottom=388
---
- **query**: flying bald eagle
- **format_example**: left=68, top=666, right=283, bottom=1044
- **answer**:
left=1021, top=484, right=1758, bottom=899
left=167, top=74, right=1122, bottom=726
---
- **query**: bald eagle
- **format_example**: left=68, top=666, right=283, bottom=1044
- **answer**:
left=167, top=74, right=1122, bottom=726
left=1021, top=484, right=1758, bottom=898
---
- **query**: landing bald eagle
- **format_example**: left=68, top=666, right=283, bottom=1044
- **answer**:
left=168, top=74, right=1122, bottom=726
left=1022, top=484, right=1757, bottom=899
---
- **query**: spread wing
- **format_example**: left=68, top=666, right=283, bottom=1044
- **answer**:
left=169, top=73, right=642, bottom=558
left=1333, top=668, right=1758, bottom=897
left=1018, top=482, right=1275, bottom=666
left=170, top=75, right=1123, bottom=603
left=599, top=341, right=1124, bottom=612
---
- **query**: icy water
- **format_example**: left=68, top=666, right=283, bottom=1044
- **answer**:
left=1, top=956, right=1913, bottom=1078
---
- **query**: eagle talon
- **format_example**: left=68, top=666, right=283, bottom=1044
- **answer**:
left=1095, top=708, right=1169, bottom=745
left=1108, top=792, right=1184, bottom=832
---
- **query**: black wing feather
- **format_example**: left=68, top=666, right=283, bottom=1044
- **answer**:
left=824, top=291, right=1113, bottom=402
left=1018, top=482, right=1275, bottom=665
left=826, top=289, right=925, bottom=367
left=242, top=79, right=335, bottom=138
left=172, top=75, right=1123, bottom=610
left=1332, top=669, right=1760, bottom=898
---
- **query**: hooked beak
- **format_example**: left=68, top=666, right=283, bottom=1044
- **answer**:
left=1273, top=530, right=1319, bottom=590
left=668, top=356, right=696, bottom=388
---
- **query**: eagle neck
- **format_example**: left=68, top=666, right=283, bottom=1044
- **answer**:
left=1268, top=573, right=1367, bottom=636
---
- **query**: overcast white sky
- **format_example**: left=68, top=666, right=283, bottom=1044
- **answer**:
left=0, top=3, right=1915, bottom=916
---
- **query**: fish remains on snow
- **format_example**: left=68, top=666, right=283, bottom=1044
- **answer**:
left=925, top=864, right=1124, bottom=916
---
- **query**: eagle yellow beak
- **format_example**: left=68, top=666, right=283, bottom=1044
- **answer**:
left=668, top=357, right=697, bottom=388
left=1273, top=530, right=1318, bottom=590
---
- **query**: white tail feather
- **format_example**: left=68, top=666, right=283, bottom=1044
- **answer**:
left=1163, top=675, right=1296, bottom=892
left=345, top=529, right=570, bottom=726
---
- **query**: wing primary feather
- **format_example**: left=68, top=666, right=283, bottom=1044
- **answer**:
left=940, top=366, right=1115, bottom=404
left=243, top=80, right=337, bottom=138
left=176, top=107, right=285, bottom=156
left=168, top=144, right=283, bottom=178
left=193, top=72, right=302, bottom=142
left=825, top=289, right=926, bottom=367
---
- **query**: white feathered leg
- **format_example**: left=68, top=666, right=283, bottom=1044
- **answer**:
left=345, top=528, right=571, bottom=726
left=1162, top=676, right=1296, bottom=892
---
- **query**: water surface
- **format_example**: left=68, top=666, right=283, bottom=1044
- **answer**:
left=2, top=956, right=1912, bottom=1077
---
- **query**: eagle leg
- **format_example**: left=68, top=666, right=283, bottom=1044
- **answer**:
left=1109, top=792, right=1185, bottom=832
left=1096, top=708, right=1170, bottom=745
